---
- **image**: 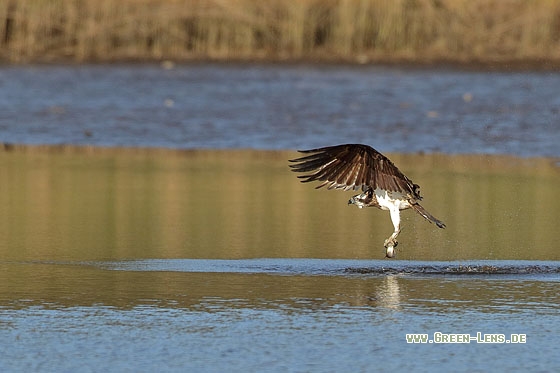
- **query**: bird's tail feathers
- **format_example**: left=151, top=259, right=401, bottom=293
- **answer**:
left=411, top=203, right=446, bottom=228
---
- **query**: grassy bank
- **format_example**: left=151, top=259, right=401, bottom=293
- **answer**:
left=2, top=0, right=560, bottom=64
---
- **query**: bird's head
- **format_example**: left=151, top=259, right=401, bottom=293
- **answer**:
left=412, top=183, right=422, bottom=199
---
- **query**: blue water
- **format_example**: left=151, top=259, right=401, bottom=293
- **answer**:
left=2, top=304, right=557, bottom=372
left=1, top=64, right=559, bottom=156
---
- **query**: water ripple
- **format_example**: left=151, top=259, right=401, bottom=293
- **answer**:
left=91, top=258, right=560, bottom=278
left=2, top=64, right=560, bottom=157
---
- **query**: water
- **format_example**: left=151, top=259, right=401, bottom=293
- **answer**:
left=1, top=150, right=557, bottom=261
left=1, top=64, right=560, bottom=371
left=1, top=259, right=559, bottom=372
left=1, top=63, right=559, bottom=157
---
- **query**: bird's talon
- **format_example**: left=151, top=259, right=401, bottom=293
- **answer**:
left=384, top=239, right=398, bottom=248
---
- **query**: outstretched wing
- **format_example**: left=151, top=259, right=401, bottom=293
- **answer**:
left=289, top=144, right=420, bottom=197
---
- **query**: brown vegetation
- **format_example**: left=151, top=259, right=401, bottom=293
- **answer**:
left=2, top=0, right=560, bottom=64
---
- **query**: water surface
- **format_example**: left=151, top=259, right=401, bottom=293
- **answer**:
left=1, top=64, right=559, bottom=157
left=2, top=63, right=560, bottom=371
left=1, top=258, right=559, bottom=372
left=1, top=149, right=557, bottom=261
left=1, top=149, right=559, bottom=372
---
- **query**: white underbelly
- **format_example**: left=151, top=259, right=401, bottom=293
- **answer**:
left=374, top=188, right=411, bottom=211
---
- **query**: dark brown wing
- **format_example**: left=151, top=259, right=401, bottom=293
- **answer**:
left=289, top=144, right=421, bottom=198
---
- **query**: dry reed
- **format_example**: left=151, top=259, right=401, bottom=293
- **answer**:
left=1, top=0, right=560, bottom=64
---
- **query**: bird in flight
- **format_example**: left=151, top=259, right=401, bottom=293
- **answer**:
left=289, top=144, right=445, bottom=258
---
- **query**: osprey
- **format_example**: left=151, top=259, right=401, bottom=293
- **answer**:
left=289, top=144, right=445, bottom=258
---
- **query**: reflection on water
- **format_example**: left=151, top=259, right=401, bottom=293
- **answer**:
left=375, top=275, right=401, bottom=311
left=0, top=147, right=558, bottom=261
left=2, top=259, right=559, bottom=312
left=1, top=259, right=559, bottom=371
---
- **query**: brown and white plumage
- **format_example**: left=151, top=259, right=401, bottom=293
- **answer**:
left=289, top=144, right=445, bottom=258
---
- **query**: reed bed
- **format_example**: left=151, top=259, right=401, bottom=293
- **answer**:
left=2, top=0, right=560, bottom=64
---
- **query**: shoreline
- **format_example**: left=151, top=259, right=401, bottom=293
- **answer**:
left=3, top=57, right=560, bottom=73
left=2, top=143, right=558, bottom=167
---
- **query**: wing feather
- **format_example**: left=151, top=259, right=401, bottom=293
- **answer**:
left=289, top=144, right=421, bottom=198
